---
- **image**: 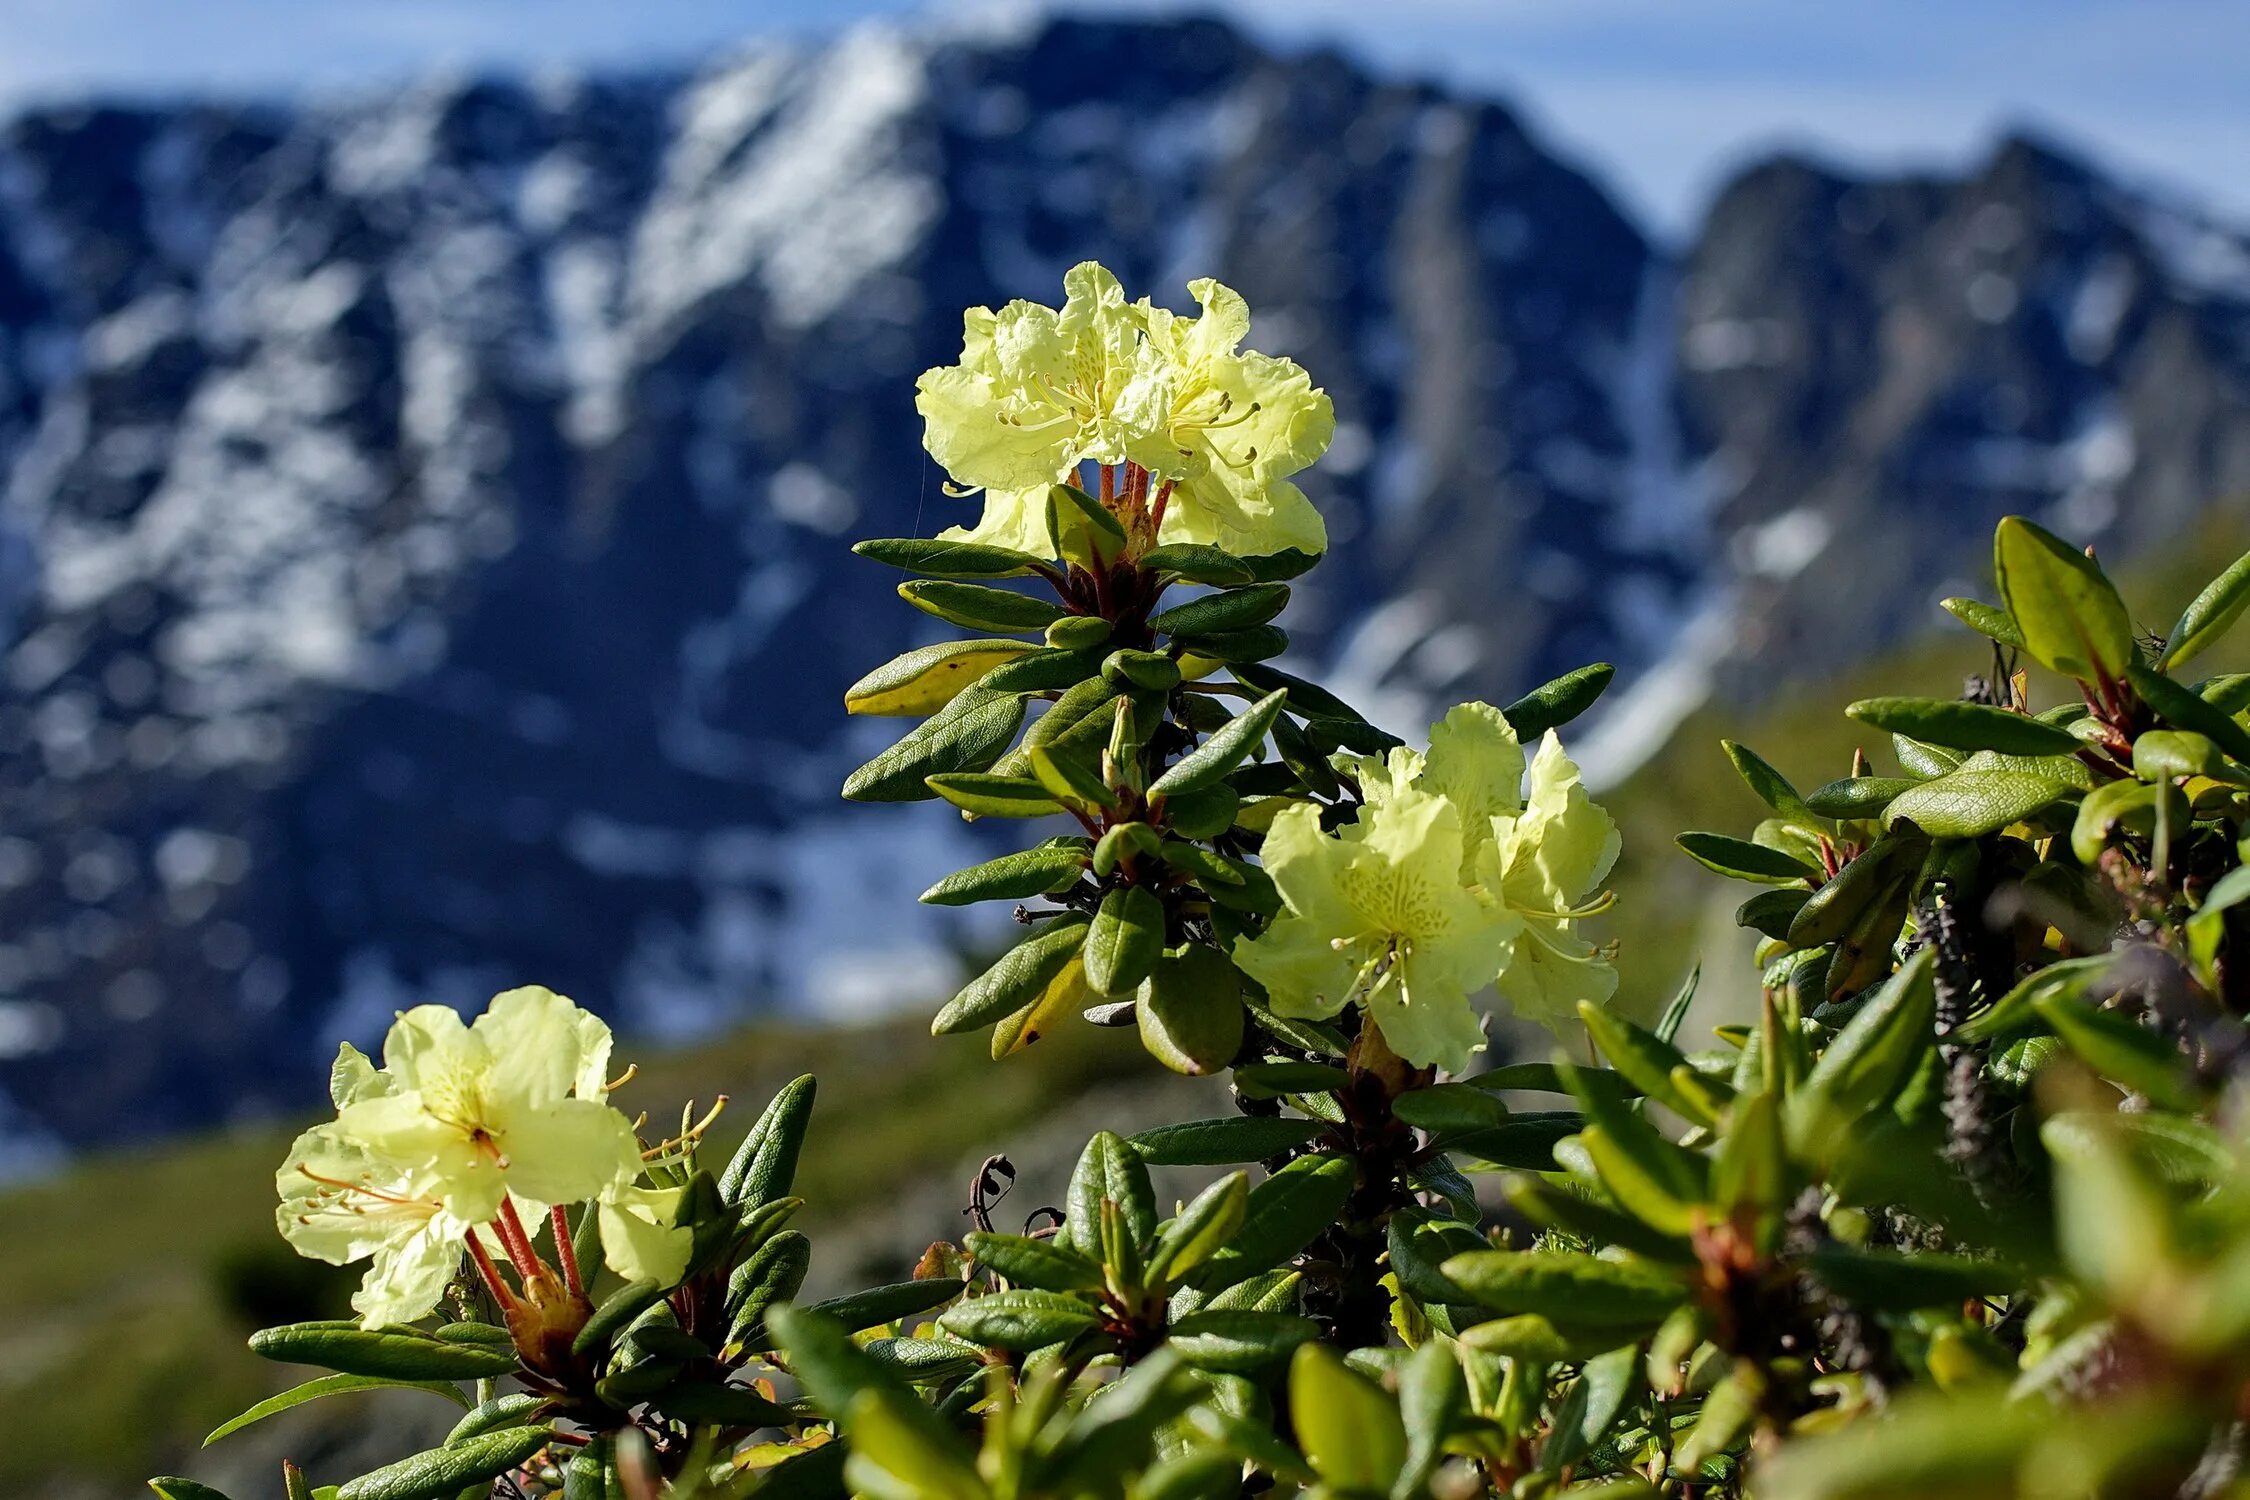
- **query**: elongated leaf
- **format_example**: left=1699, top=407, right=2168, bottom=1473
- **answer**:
left=1845, top=697, right=2082, bottom=756
left=149, top=1483, right=237, bottom=1500
left=1064, top=1130, right=1158, bottom=1257
left=2035, top=993, right=2206, bottom=1110
left=206, top=1373, right=467, bottom=1446
left=1503, top=663, right=1616, bottom=738
left=919, top=845, right=1086, bottom=906
left=1790, top=948, right=1936, bottom=1143
left=1676, top=831, right=1820, bottom=884
left=1882, top=768, right=2074, bottom=838
left=931, top=916, right=1090, bottom=1035
left=2160, top=546, right=2250, bottom=668
left=1789, top=835, right=1918, bottom=948
left=1084, top=885, right=1165, bottom=996
left=1543, top=1344, right=1641, bottom=1475
left=862, top=1335, right=983, bottom=1384
left=1127, top=1115, right=1325, bottom=1165
left=721, top=1073, right=818, bottom=1207
left=248, top=1324, right=515, bottom=1382
left=1148, top=1172, right=1250, bottom=1286
left=965, top=1231, right=1105, bottom=1293
left=2129, top=658, right=2250, bottom=765
left=899, top=579, right=1065, bottom=634
left=1804, top=776, right=1921, bottom=819
left=1993, top=514, right=2134, bottom=682
left=1150, top=583, right=1290, bottom=637
left=335, top=1426, right=553, bottom=1500
left=925, top=772, right=1062, bottom=819
left=1140, top=544, right=1256, bottom=585
left=725, top=1231, right=812, bottom=1345
left=1722, top=740, right=1810, bottom=819
left=1150, top=690, right=1288, bottom=796
left=1447, top=1112, right=1587, bottom=1171
left=765, top=1304, right=900, bottom=1418
left=853, top=537, right=1045, bottom=579
left=843, top=692, right=1026, bottom=802
left=1167, top=1309, right=1317, bottom=1372
left=844, top=638, right=1036, bottom=717
left=937, top=1289, right=1102, bottom=1350
left=1738, top=886, right=1811, bottom=939
left=1291, top=1345, right=1408, bottom=1492
left=573, top=1280, right=670, bottom=1358
left=1136, top=946, right=1245, bottom=1076
left=1441, top=1250, right=1687, bottom=1328
left=1805, top=1246, right=2023, bottom=1312
left=803, top=1278, right=964, bottom=1334
left=1941, top=595, right=2025, bottom=648
left=1199, top=1154, right=1355, bottom=1290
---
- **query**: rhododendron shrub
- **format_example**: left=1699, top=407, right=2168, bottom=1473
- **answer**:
left=164, top=266, right=2250, bottom=1500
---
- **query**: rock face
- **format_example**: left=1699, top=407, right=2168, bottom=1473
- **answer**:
left=0, top=15, right=2243, bottom=1155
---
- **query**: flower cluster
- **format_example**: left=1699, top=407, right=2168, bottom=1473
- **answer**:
left=1235, top=702, right=1618, bottom=1071
left=276, top=986, right=690, bottom=1328
left=915, top=261, right=1334, bottom=558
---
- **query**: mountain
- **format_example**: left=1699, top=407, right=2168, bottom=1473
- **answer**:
left=0, top=14, right=2244, bottom=1158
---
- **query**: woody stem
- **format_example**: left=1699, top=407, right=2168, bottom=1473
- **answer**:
left=550, top=1205, right=585, bottom=1298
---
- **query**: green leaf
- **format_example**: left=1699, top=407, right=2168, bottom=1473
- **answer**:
left=205, top=1373, right=467, bottom=1447
left=1200, top=1155, right=1356, bottom=1290
left=1788, top=834, right=1918, bottom=948
left=334, top=1427, right=554, bottom=1500
left=1391, top=1082, right=1511, bottom=1139
left=1469, top=1062, right=1638, bottom=1100
left=1240, top=548, right=1322, bottom=582
left=1136, top=946, right=1245, bottom=1076
left=1542, top=1344, right=1640, bottom=1476
left=765, top=1305, right=901, bottom=1416
left=937, top=1289, right=1103, bottom=1351
left=720, top=1073, right=818, bottom=1208
left=1790, top=948, right=1936, bottom=1144
left=980, top=646, right=1108, bottom=696
left=861, top=1335, right=983, bottom=1384
left=1031, top=744, right=1118, bottom=812
left=1803, top=1246, right=2023, bottom=1312
left=1576, top=1003, right=1716, bottom=1126
left=899, top=579, right=1067, bottom=634
left=445, top=1394, right=546, bottom=1445
left=1737, top=887, right=1811, bottom=939
left=919, top=845, right=1086, bottom=906
left=965, top=1232, right=1105, bottom=1293
left=1891, top=732, right=1964, bottom=779
left=1941, top=596, right=2025, bottom=648
left=572, top=1280, right=670, bottom=1358
left=1064, top=1130, right=1158, bottom=1258
left=2134, top=728, right=2220, bottom=780
left=1394, top=1340, right=1467, bottom=1499
left=1803, top=775, right=1921, bottom=819
left=1446, top=1113, right=1587, bottom=1171
left=1754, top=1389, right=2042, bottom=1500
left=1150, top=583, right=1291, bottom=638
left=1102, top=647, right=1184, bottom=693
left=843, top=638, right=1038, bottom=717
left=2128, top=658, right=2250, bottom=765
left=1140, top=544, right=1256, bottom=586
left=1845, top=697, right=2083, bottom=756
left=843, top=1387, right=985, bottom=1500
left=1162, top=782, right=1240, bottom=840
left=932, top=917, right=1090, bottom=1035
left=1882, top=768, right=2074, bottom=838
left=1993, top=514, right=2134, bottom=682
left=925, top=772, right=1062, bottom=818
left=853, top=537, right=1046, bottom=579
left=1722, top=740, right=1811, bottom=819
left=1127, top=1115, right=1326, bottom=1165
left=1085, top=885, right=1166, bottom=997
left=1675, top=831, right=1820, bottom=884
left=1150, top=689, right=1289, bottom=796
left=1169, top=623, right=1287, bottom=663
left=1291, top=1345, right=1408, bottom=1493
left=724, top=1232, right=811, bottom=1348
left=1229, top=661, right=1365, bottom=723
left=1232, top=1060, right=1350, bottom=1098
left=646, top=1380, right=794, bottom=1428
left=150, top=1482, right=239, bottom=1500
left=1167, top=1309, right=1317, bottom=1372
left=842, top=691, right=1026, bottom=802
left=2159, top=546, right=2250, bottom=669
left=1148, top=1172, right=1251, bottom=1286
left=803, top=1278, right=964, bottom=1333
left=1502, top=663, right=1616, bottom=739
left=2035, top=993, right=2205, bottom=1110
left=1440, top=1250, right=1687, bottom=1329
left=247, top=1324, right=516, bottom=1382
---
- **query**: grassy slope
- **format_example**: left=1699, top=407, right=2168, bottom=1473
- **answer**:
left=0, top=1014, right=1154, bottom=1494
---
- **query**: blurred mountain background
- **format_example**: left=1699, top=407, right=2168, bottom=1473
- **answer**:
left=0, top=3, right=2247, bottom=1490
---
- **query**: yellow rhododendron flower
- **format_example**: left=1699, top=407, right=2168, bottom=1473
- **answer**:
left=330, top=986, right=641, bottom=1225
left=1479, top=732, right=1623, bottom=1033
left=1233, top=787, right=1518, bottom=1073
left=921, top=262, right=1333, bottom=559
left=1134, top=277, right=1334, bottom=555
left=916, top=261, right=1163, bottom=498
left=276, top=1121, right=475, bottom=1328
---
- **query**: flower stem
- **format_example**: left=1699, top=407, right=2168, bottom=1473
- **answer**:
left=466, top=1229, right=520, bottom=1311
left=551, top=1204, right=585, bottom=1298
left=492, top=1196, right=547, bottom=1283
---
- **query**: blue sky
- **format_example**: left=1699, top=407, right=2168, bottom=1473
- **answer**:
left=3, top=0, right=2244, bottom=232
